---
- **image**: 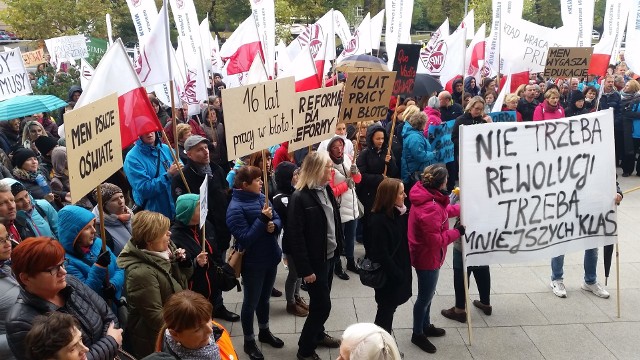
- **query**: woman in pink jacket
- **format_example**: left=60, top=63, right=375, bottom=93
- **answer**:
left=533, top=88, right=566, bottom=121
left=408, top=164, right=464, bottom=354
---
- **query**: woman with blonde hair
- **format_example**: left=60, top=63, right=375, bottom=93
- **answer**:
left=117, top=210, right=195, bottom=358
left=21, top=120, right=49, bottom=154
left=288, top=151, right=344, bottom=359
left=156, top=290, right=238, bottom=359
left=337, top=323, right=402, bottom=360
left=533, top=88, right=565, bottom=121
left=502, top=93, right=523, bottom=122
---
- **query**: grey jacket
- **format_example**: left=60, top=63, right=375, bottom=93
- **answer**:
left=0, top=263, right=20, bottom=360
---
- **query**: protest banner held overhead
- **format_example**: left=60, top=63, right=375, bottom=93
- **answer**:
left=460, top=109, right=617, bottom=266
left=21, top=49, right=45, bottom=67
left=222, top=77, right=298, bottom=159
left=391, top=44, right=421, bottom=97
left=289, top=84, right=343, bottom=152
left=340, top=71, right=396, bottom=123
left=44, top=35, right=89, bottom=64
left=543, top=47, right=593, bottom=78
left=0, top=48, right=33, bottom=100
left=65, top=93, right=123, bottom=203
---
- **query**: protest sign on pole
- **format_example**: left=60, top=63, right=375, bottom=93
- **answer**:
left=44, top=35, right=89, bottom=65
left=460, top=109, right=617, bottom=267
left=339, top=71, right=396, bottom=124
left=21, top=49, right=45, bottom=67
left=289, top=84, right=343, bottom=152
left=488, top=111, right=517, bottom=123
left=65, top=93, right=123, bottom=203
left=391, top=44, right=421, bottom=97
left=222, top=77, right=297, bottom=159
left=0, top=48, right=33, bottom=100
left=543, top=47, right=593, bottom=78
left=199, top=176, right=208, bottom=229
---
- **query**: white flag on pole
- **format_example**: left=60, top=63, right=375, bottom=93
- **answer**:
left=370, top=10, right=385, bottom=50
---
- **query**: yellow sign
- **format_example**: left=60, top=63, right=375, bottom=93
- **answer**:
left=64, top=93, right=122, bottom=203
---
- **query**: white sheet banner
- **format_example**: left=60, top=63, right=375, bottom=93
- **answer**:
left=250, top=0, right=275, bottom=78
left=370, top=10, right=385, bottom=50
left=560, top=0, right=595, bottom=47
left=460, top=109, right=618, bottom=266
left=0, top=48, right=33, bottom=100
left=605, top=0, right=630, bottom=64
left=385, top=0, right=414, bottom=68
left=126, top=0, right=159, bottom=43
left=44, top=35, right=89, bottom=65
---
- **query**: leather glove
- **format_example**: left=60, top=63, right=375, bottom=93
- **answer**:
left=96, top=250, right=111, bottom=267
left=454, top=224, right=466, bottom=236
left=102, top=283, right=116, bottom=301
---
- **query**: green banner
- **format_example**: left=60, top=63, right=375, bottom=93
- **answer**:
left=85, top=36, right=108, bottom=67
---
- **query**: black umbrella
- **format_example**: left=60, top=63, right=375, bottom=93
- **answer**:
left=413, top=74, right=443, bottom=98
left=603, top=244, right=614, bottom=285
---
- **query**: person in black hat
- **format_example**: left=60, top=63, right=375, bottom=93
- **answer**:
left=11, top=147, right=66, bottom=204
left=564, top=90, right=589, bottom=118
left=212, top=73, right=226, bottom=97
left=33, top=135, right=60, bottom=177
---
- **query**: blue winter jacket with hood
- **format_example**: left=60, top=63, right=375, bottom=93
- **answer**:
left=57, top=205, right=124, bottom=300
left=123, top=136, right=179, bottom=219
left=401, top=122, right=435, bottom=183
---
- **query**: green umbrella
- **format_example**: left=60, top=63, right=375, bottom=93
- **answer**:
left=0, top=95, right=68, bottom=121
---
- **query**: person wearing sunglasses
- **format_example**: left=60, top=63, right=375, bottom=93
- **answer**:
left=0, top=224, right=19, bottom=360
left=5, top=237, right=123, bottom=360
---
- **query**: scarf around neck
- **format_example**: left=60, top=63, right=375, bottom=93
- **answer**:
left=194, top=163, right=212, bottom=176
left=164, top=329, right=221, bottom=360
left=543, top=100, right=560, bottom=113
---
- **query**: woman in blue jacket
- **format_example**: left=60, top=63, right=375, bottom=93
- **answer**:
left=401, top=112, right=436, bottom=189
left=226, top=165, right=284, bottom=360
left=57, top=205, right=124, bottom=306
left=123, top=132, right=182, bottom=219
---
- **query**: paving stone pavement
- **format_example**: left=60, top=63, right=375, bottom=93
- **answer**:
left=217, top=174, right=640, bottom=359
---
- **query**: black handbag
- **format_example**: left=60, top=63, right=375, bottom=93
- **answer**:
left=358, top=240, right=402, bottom=289
left=213, top=263, right=242, bottom=292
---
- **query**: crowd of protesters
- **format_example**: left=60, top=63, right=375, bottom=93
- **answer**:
left=0, top=54, right=635, bottom=360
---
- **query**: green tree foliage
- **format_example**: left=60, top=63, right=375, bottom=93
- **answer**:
left=0, top=0, right=115, bottom=40
left=31, top=64, right=80, bottom=100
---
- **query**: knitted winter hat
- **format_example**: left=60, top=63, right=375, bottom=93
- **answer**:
left=34, top=136, right=58, bottom=156
left=175, top=193, right=199, bottom=225
left=11, top=148, right=37, bottom=169
left=92, top=183, right=123, bottom=203
left=10, top=181, right=26, bottom=197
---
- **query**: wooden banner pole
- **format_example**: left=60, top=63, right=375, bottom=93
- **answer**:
left=383, top=95, right=400, bottom=176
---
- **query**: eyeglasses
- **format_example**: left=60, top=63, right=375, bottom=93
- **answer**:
left=44, top=259, right=68, bottom=276
left=0, top=234, right=15, bottom=245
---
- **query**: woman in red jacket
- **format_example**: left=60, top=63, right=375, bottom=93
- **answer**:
left=408, top=164, right=464, bottom=354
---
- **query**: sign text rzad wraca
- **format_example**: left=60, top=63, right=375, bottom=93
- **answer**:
left=460, top=109, right=618, bottom=266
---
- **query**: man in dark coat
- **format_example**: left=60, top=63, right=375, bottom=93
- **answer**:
left=171, top=135, right=239, bottom=322
left=438, top=91, right=464, bottom=122
left=517, top=84, right=539, bottom=122
left=599, top=75, right=624, bottom=165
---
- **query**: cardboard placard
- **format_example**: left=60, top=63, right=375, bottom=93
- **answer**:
left=391, top=44, right=421, bottom=96
left=340, top=71, right=396, bottom=124
left=543, top=47, right=593, bottom=78
left=488, top=111, right=517, bottom=123
left=21, top=49, right=45, bottom=67
left=289, top=84, right=343, bottom=152
left=65, top=93, right=123, bottom=203
left=199, top=177, right=208, bottom=229
left=222, top=77, right=297, bottom=159
left=0, top=48, right=33, bottom=100
left=44, top=35, right=89, bottom=64
left=460, top=109, right=617, bottom=266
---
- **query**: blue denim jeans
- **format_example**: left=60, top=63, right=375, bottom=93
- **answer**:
left=241, top=265, right=278, bottom=341
left=413, top=269, right=440, bottom=334
left=342, top=220, right=357, bottom=259
left=551, top=248, right=598, bottom=285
